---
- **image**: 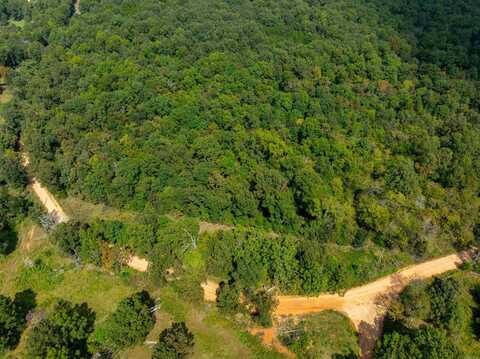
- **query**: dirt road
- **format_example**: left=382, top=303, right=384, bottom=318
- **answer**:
left=22, top=153, right=70, bottom=223
left=276, top=252, right=468, bottom=319
left=30, top=180, right=70, bottom=223
left=275, top=251, right=469, bottom=357
left=203, top=251, right=470, bottom=358
left=74, top=0, right=81, bottom=15
left=22, top=152, right=153, bottom=273
left=126, top=255, right=149, bottom=272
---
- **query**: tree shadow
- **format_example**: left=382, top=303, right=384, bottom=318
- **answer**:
left=358, top=317, right=384, bottom=359
left=14, top=288, right=37, bottom=320
left=0, top=227, right=19, bottom=256
left=333, top=352, right=359, bottom=359
left=375, top=0, right=480, bottom=75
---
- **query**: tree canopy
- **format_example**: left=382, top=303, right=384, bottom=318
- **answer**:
left=0, top=0, right=478, bottom=258
left=376, top=275, right=479, bottom=358
left=94, top=290, right=156, bottom=351
left=152, top=322, right=194, bottom=359
left=26, top=300, right=95, bottom=359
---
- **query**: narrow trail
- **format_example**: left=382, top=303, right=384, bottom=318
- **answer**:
left=22, top=153, right=69, bottom=224
left=275, top=251, right=470, bottom=358
left=203, top=251, right=471, bottom=358
left=74, top=0, right=81, bottom=15
left=19, top=150, right=471, bottom=356
left=21, top=152, right=150, bottom=271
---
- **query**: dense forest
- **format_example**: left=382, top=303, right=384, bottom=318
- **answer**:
left=1, top=0, right=479, bottom=291
left=376, top=273, right=480, bottom=358
left=1, top=0, right=480, bottom=357
left=1, top=0, right=479, bottom=253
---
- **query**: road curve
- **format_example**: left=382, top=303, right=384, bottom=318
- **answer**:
left=274, top=251, right=469, bottom=358
left=204, top=251, right=470, bottom=358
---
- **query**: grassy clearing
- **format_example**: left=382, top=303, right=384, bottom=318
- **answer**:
left=60, top=197, right=137, bottom=223
left=1, top=220, right=286, bottom=359
left=446, top=271, right=480, bottom=356
left=280, top=310, right=360, bottom=359
left=0, top=221, right=137, bottom=358
left=0, top=228, right=135, bottom=318
left=124, top=287, right=285, bottom=359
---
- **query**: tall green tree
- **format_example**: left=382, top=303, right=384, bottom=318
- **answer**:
left=0, top=294, right=27, bottom=353
left=26, top=300, right=95, bottom=359
left=98, top=291, right=155, bottom=350
left=152, top=322, right=194, bottom=359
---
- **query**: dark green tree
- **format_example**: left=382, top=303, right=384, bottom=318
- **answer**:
left=0, top=294, right=27, bottom=353
left=152, top=322, right=194, bottom=359
left=26, top=300, right=95, bottom=359
left=428, top=277, right=462, bottom=330
left=244, top=289, right=278, bottom=327
left=216, top=281, right=240, bottom=314
left=52, top=221, right=82, bottom=258
left=99, top=291, right=155, bottom=350
left=0, top=151, right=27, bottom=188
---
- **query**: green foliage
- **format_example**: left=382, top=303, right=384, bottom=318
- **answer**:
left=148, top=217, right=199, bottom=284
left=384, top=157, right=419, bottom=195
left=399, top=281, right=431, bottom=321
left=0, top=0, right=24, bottom=24
left=244, top=289, right=277, bottom=327
left=376, top=326, right=458, bottom=359
left=0, top=150, right=27, bottom=188
left=280, top=311, right=360, bottom=359
left=51, top=217, right=193, bottom=272
left=205, top=227, right=406, bottom=295
left=95, top=290, right=155, bottom=351
left=204, top=229, right=300, bottom=292
left=0, top=187, right=29, bottom=256
left=26, top=300, right=95, bottom=359
left=377, top=275, right=477, bottom=358
left=377, top=0, right=480, bottom=75
left=0, top=188, right=28, bottom=229
left=152, top=322, right=194, bottom=359
left=0, top=290, right=33, bottom=353
left=216, top=281, right=241, bottom=314
left=428, top=277, right=463, bottom=331
left=1, top=0, right=477, bottom=257
left=52, top=221, right=82, bottom=257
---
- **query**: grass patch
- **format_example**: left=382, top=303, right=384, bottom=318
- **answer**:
left=280, top=311, right=360, bottom=358
left=60, top=197, right=137, bottom=223
left=0, top=225, right=138, bottom=358
left=8, top=19, right=25, bottom=28
left=0, top=242, right=135, bottom=320
left=125, top=287, right=284, bottom=359
left=0, top=86, right=13, bottom=105
left=442, top=271, right=480, bottom=357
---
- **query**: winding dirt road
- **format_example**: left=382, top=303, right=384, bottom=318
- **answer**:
left=22, top=153, right=69, bottom=223
left=275, top=251, right=470, bottom=357
left=203, top=251, right=471, bottom=358
left=20, top=149, right=471, bottom=356
left=22, top=152, right=152, bottom=271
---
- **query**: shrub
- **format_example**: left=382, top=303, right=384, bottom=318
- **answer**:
left=26, top=300, right=95, bottom=359
left=152, top=322, right=194, bottom=359
left=0, top=294, right=26, bottom=353
left=97, top=291, right=155, bottom=350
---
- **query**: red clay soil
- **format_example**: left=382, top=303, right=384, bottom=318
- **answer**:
left=203, top=251, right=470, bottom=358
